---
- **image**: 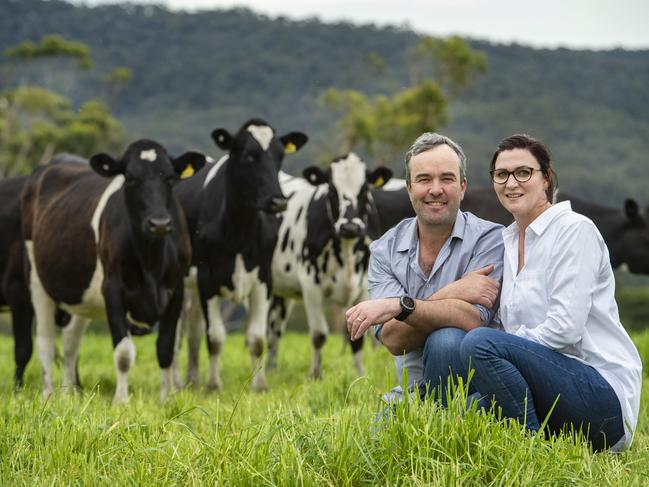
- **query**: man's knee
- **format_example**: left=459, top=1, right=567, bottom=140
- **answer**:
left=423, top=327, right=467, bottom=362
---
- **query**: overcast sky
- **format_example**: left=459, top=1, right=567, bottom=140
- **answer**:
left=70, top=0, right=649, bottom=50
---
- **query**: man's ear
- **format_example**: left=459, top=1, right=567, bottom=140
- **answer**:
left=367, top=167, right=393, bottom=188
left=303, top=166, right=327, bottom=186
left=173, top=151, right=207, bottom=179
left=211, top=128, right=234, bottom=151
left=280, top=132, right=308, bottom=154
left=89, top=153, right=124, bottom=177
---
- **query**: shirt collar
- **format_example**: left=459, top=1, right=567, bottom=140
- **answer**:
left=503, top=200, right=572, bottom=238
left=395, top=211, right=466, bottom=252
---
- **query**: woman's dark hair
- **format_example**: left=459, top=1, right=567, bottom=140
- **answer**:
left=489, top=134, right=558, bottom=202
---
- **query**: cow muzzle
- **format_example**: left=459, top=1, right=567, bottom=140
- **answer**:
left=146, top=217, right=173, bottom=237
left=339, top=222, right=362, bottom=239
left=269, top=197, right=288, bottom=214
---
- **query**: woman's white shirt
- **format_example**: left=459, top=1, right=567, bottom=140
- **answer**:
left=499, top=200, right=642, bottom=450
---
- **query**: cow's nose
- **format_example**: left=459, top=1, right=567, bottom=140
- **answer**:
left=147, top=217, right=172, bottom=236
left=339, top=222, right=361, bottom=238
left=269, top=197, right=288, bottom=214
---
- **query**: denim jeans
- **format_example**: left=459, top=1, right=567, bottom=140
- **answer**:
left=422, top=327, right=477, bottom=406
left=459, top=327, right=624, bottom=451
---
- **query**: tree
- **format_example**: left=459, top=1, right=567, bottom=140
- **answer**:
left=321, top=36, right=487, bottom=167
left=0, top=35, right=125, bottom=176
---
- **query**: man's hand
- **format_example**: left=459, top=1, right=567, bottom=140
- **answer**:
left=431, top=264, right=500, bottom=308
left=346, top=298, right=401, bottom=341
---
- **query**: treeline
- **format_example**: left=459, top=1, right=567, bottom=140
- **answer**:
left=1, top=0, right=648, bottom=206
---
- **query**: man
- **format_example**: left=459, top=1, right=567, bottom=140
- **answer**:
left=346, top=133, right=504, bottom=404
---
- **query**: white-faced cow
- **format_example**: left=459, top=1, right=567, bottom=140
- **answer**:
left=175, top=118, right=307, bottom=392
left=267, top=153, right=392, bottom=378
left=21, top=140, right=206, bottom=403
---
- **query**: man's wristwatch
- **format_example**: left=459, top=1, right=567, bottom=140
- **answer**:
left=394, top=295, right=416, bottom=322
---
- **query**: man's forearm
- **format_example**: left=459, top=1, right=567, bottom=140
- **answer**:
left=406, top=298, right=480, bottom=334
left=380, top=298, right=480, bottom=355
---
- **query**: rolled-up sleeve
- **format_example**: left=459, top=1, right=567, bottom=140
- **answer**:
left=465, top=224, right=505, bottom=325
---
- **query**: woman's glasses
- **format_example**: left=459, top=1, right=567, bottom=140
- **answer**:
left=490, top=166, right=543, bottom=184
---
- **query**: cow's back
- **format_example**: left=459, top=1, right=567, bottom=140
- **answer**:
left=23, top=162, right=112, bottom=306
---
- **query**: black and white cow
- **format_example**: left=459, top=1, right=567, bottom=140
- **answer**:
left=268, top=153, right=392, bottom=378
left=175, top=118, right=307, bottom=392
left=372, top=183, right=649, bottom=275
left=0, top=176, right=34, bottom=388
left=21, top=140, right=206, bottom=403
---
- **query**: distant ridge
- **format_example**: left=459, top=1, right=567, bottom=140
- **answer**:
left=1, top=0, right=648, bottom=205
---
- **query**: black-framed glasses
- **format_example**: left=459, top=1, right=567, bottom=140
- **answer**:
left=490, top=166, right=544, bottom=184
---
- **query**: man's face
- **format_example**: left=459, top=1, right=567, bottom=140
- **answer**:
left=406, top=145, right=466, bottom=230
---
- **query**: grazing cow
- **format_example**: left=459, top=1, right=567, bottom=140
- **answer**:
left=175, top=118, right=307, bottom=392
left=21, top=140, right=206, bottom=403
left=267, top=153, right=392, bottom=378
left=372, top=183, right=649, bottom=275
left=0, top=176, right=33, bottom=388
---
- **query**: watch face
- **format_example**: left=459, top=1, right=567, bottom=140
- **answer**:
left=402, top=296, right=415, bottom=311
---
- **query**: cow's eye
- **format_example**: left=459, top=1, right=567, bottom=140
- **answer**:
left=125, top=177, right=141, bottom=187
left=246, top=155, right=256, bottom=163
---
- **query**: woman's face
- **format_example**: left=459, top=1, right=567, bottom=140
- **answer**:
left=492, top=148, right=549, bottom=222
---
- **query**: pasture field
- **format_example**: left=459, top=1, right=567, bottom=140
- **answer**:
left=0, top=329, right=648, bottom=486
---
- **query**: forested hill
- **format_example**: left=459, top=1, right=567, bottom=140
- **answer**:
left=2, top=0, right=649, bottom=205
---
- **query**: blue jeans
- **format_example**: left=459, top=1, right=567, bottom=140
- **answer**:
left=459, top=327, right=624, bottom=451
left=422, top=327, right=477, bottom=406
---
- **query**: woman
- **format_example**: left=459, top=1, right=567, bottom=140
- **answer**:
left=459, top=134, right=642, bottom=451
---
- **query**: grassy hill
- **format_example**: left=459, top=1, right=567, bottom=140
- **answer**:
left=1, top=0, right=648, bottom=206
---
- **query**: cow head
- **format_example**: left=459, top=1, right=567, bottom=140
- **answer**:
left=303, top=153, right=392, bottom=239
left=90, top=140, right=206, bottom=238
left=212, top=118, right=307, bottom=214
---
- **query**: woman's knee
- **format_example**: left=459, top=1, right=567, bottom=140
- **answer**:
left=459, top=327, right=499, bottom=365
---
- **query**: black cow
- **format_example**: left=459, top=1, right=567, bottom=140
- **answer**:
left=267, top=153, right=392, bottom=378
left=21, top=140, right=206, bottom=403
left=175, top=118, right=307, bottom=392
left=0, top=176, right=33, bottom=388
left=372, top=182, right=649, bottom=275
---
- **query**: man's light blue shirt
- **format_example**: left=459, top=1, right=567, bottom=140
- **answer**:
left=368, top=211, right=505, bottom=390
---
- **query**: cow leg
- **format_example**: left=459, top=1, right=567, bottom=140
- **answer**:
left=157, top=288, right=184, bottom=402
left=28, top=258, right=58, bottom=398
left=349, top=331, right=366, bottom=376
left=302, top=284, right=328, bottom=380
left=267, top=296, right=293, bottom=370
left=8, top=300, right=33, bottom=390
left=103, top=280, right=135, bottom=405
left=4, top=245, right=34, bottom=390
left=61, top=315, right=90, bottom=391
left=205, top=295, right=226, bottom=392
left=183, top=287, right=204, bottom=387
left=246, top=281, right=270, bottom=392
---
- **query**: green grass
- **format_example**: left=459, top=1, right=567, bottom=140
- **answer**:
left=1, top=330, right=648, bottom=486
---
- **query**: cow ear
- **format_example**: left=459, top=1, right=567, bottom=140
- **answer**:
left=89, top=153, right=124, bottom=177
left=303, top=166, right=327, bottom=186
left=367, top=167, right=393, bottom=188
left=280, top=132, right=308, bottom=154
left=211, top=129, right=234, bottom=150
left=625, top=198, right=641, bottom=221
left=173, top=151, right=207, bottom=179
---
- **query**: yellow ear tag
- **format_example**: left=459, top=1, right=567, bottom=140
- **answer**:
left=285, top=142, right=297, bottom=154
left=373, top=176, right=385, bottom=188
left=180, top=165, right=195, bottom=179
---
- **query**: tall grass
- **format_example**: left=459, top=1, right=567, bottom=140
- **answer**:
left=0, top=329, right=648, bottom=485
